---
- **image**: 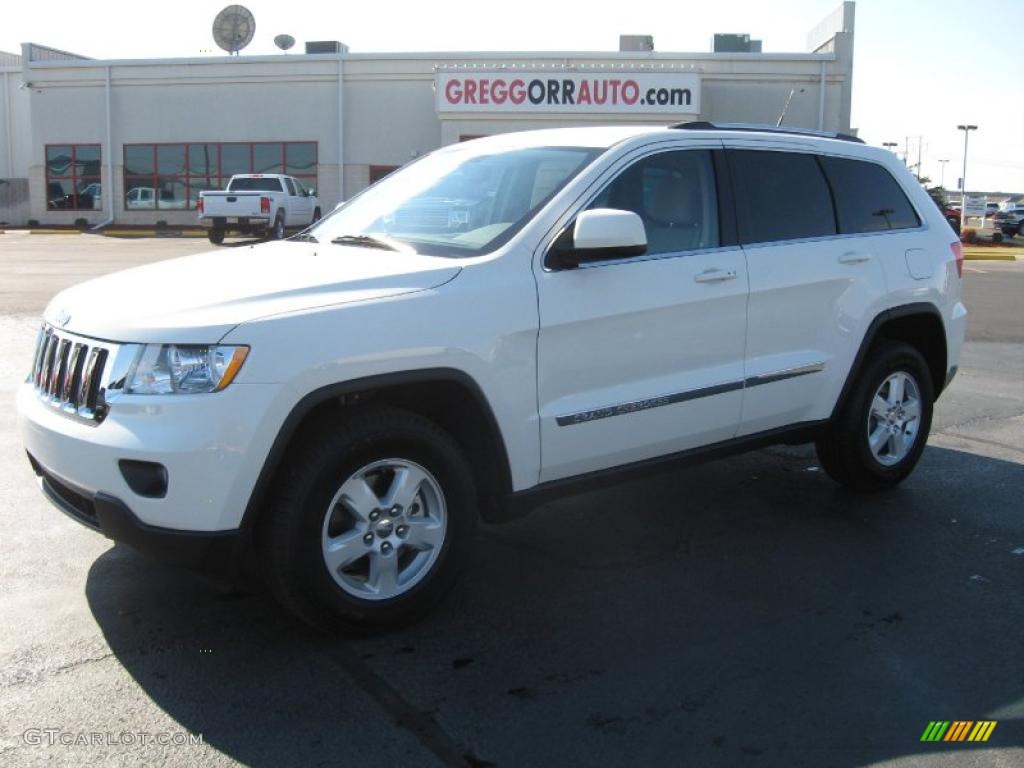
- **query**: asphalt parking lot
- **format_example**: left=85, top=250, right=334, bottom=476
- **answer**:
left=0, top=233, right=1021, bottom=767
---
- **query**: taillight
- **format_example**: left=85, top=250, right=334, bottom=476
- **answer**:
left=196, top=198, right=203, bottom=214
left=260, top=197, right=270, bottom=215
left=951, top=240, right=963, bottom=278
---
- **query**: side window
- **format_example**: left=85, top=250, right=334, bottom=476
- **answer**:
left=587, top=150, right=719, bottom=256
left=819, top=156, right=921, bottom=233
left=729, top=150, right=836, bottom=244
left=284, top=177, right=297, bottom=196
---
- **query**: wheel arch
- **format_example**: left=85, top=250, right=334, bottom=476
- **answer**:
left=239, top=368, right=515, bottom=532
left=833, top=302, right=948, bottom=420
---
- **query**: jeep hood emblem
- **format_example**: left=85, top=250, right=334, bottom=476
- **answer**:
left=56, top=309, right=71, bottom=328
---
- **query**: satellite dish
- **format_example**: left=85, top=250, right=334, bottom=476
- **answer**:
left=274, top=34, right=296, bottom=52
left=212, top=5, right=256, bottom=55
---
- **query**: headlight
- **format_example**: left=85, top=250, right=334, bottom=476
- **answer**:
left=124, top=345, right=249, bottom=394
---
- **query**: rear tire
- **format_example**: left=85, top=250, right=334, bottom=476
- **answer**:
left=816, top=341, right=934, bottom=491
left=311, top=207, right=322, bottom=225
left=207, top=227, right=225, bottom=245
left=271, top=212, right=286, bottom=240
left=258, top=406, right=476, bottom=632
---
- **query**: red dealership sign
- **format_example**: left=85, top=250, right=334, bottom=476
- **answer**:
left=435, top=72, right=701, bottom=114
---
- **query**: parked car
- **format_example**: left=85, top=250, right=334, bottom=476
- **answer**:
left=198, top=174, right=320, bottom=244
left=942, top=205, right=961, bottom=234
left=1013, top=209, right=1024, bottom=232
left=992, top=211, right=1020, bottom=237
left=124, top=186, right=188, bottom=210
left=18, top=124, right=967, bottom=631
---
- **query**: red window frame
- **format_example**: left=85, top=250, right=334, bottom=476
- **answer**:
left=122, top=141, right=318, bottom=211
left=45, top=144, right=101, bottom=211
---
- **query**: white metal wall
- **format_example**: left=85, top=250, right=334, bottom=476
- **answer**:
left=14, top=46, right=851, bottom=226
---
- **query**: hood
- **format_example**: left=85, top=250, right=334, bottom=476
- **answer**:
left=43, top=241, right=462, bottom=343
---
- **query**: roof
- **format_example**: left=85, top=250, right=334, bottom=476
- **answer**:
left=448, top=124, right=882, bottom=157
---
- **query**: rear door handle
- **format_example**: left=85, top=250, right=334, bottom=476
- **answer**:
left=694, top=269, right=737, bottom=283
left=838, top=251, right=872, bottom=264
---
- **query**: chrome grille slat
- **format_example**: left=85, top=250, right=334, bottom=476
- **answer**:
left=62, top=343, right=85, bottom=406
left=28, top=325, right=115, bottom=424
left=49, top=339, right=71, bottom=400
left=79, top=348, right=105, bottom=416
left=31, top=329, right=49, bottom=385
left=40, top=335, right=58, bottom=391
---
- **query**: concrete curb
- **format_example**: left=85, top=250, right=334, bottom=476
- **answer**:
left=963, top=250, right=1021, bottom=261
left=29, top=229, right=84, bottom=235
left=101, top=229, right=208, bottom=238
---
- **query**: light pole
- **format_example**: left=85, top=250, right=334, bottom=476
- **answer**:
left=937, top=158, right=949, bottom=189
left=958, top=124, right=977, bottom=232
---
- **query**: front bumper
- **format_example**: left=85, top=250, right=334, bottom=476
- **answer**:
left=17, top=378, right=281, bottom=532
left=28, top=453, right=244, bottom=573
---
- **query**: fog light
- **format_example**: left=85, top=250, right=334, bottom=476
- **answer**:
left=119, top=460, right=168, bottom=499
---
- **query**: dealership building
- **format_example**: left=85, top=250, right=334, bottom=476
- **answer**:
left=0, top=3, right=855, bottom=227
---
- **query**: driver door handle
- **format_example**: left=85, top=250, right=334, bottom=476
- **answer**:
left=694, top=268, right=737, bottom=283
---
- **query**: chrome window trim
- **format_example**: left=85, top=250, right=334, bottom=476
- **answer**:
left=739, top=225, right=928, bottom=251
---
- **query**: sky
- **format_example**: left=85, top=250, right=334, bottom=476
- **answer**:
left=3, top=0, right=1021, bottom=192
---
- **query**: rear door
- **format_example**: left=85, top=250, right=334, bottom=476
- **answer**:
left=724, top=143, right=890, bottom=435
left=283, top=177, right=312, bottom=225
left=534, top=144, right=749, bottom=483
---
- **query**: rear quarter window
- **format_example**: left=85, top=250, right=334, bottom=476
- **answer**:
left=819, top=156, right=921, bottom=233
left=729, top=150, right=836, bottom=244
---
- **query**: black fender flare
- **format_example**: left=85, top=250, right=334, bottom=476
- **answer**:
left=831, top=302, right=946, bottom=420
left=238, top=368, right=514, bottom=531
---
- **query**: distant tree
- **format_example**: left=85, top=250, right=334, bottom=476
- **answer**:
left=916, top=175, right=947, bottom=211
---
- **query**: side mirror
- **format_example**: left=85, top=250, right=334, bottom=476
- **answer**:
left=308, top=188, right=316, bottom=198
left=547, top=208, right=647, bottom=269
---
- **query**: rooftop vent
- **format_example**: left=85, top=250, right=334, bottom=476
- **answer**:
left=305, top=40, right=348, bottom=55
left=619, top=35, right=654, bottom=52
left=712, top=33, right=762, bottom=53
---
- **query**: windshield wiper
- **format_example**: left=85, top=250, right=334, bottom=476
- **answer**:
left=330, top=234, right=399, bottom=251
left=290, top=233, right=319, bottom=243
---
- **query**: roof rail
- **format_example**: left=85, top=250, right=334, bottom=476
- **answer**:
left=670, top=121, right=864, bottom=144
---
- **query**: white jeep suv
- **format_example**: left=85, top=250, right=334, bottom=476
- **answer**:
left=18, top=123, right=967, bottom=630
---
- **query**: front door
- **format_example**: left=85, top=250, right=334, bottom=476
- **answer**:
left=534, top=146, right=749, bottom=483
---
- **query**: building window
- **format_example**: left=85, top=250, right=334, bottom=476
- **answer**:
left=123, top=141, right=318, bottom=210
left=369, top=165, right=399, bottom=184
left=46, top=144, right=101, bottom=210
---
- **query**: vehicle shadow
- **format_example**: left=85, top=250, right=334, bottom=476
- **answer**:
left=85, top=444, right=1023, bottom=767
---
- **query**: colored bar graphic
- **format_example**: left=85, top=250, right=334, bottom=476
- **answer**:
left=944, top=721, right=973, bottom=741
left=921, top=721, right=950, bottom=741
left=921, top=720, right=996, bottom=742
left=968, top=721, right=997, bottom=742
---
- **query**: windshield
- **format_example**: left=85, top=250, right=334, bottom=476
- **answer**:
left=309, top=145, right=599, bottom=257
left=228, top=177, right=284, bottom=192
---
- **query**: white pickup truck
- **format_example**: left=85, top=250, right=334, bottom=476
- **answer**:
left=198, top=174, right=321, bottom=244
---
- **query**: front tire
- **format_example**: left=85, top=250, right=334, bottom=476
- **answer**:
left=816, top=341, right=934, bottom=491
left=311, top=207, right=322, bottom=225
left=259, top=406, right=476, bottom=631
